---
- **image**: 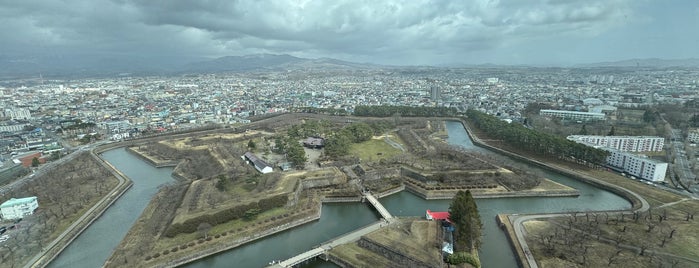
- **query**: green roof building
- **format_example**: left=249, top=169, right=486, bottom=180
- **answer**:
left=1, top=196, right=39, bottom=220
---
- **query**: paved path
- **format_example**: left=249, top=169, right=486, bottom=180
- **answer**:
left=383, top=136, right=405, bottom=152
left=23, top=147, right=128, bottom=268
left=270, top=220, right=387, bottom=268
left=511, top=214, right=570, bottom=268
left=657, top=198, right=691, bottom=209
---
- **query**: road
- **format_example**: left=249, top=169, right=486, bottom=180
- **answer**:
left=669, top=129, right=698, bottom=195
left=23, top=144, right=128, bottom=268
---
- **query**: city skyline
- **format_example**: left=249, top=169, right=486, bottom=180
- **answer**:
left=0, top=0, right=698, bottom=67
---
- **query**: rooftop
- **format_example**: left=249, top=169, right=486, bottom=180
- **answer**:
left=0, top=196, right=38, bottom=208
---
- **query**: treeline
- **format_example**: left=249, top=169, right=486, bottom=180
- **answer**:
left=466, top=109, right=609, bottom=164
left=324, top=122, right=378, bottom=157
left=354, top=105, right=458, bottom=117
left=294, top=107, right=350, bottom=115
left=62, top=121, right=96, bottom=130
left=165, top=194, right=288, bottom=237
left=273, top=136, right=307, bottom=168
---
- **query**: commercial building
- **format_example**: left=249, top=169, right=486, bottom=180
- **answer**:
left=606, top=150, right=668, bottom=182
left=0, top=196, right=39, bottom=220
left=567, top=135, right=664, bottom=152
left=430, top=86, right=440, bottom=100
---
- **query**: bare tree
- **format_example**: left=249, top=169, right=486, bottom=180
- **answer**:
left=197, top=222, right=212, bottom=239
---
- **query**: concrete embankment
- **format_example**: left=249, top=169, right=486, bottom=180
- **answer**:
left=403, top=181, right=579, bottom=200
left=375, top=185, right=405, bottom=198
left=496, top=214, right=527, bottom=268
left=124, top=147, right=180, bottom=168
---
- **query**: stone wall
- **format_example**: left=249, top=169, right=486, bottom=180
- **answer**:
left=357, top=237, right=439, bottom=268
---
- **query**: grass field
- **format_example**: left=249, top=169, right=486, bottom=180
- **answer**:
left=349, top=138, right=404, bottom=163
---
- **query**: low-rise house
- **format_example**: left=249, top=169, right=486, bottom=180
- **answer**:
left=303, top=137, right=325, bottom=149
left=242, top=152, right=273, bottom=174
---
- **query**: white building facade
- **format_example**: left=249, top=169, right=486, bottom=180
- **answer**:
left=606, top=150, right=668, bottom=182
left=567, top=135, right=665, bottom=152
left=0, top=196, right=39, bottom=220
left=539, top=109, right=605, bottom=121
left=2, top=108, right=31, bottom=120
left=688, top=128, right=699, bottom=143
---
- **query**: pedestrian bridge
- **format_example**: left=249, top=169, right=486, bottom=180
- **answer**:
left=268, top=192, right=394, bottom=267
left=363, top=192, right=394, bottom=221
left=268, top=221, right=386, bottom=268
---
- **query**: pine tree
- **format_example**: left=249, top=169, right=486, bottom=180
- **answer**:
left=449, top=190, right=482, bottom=252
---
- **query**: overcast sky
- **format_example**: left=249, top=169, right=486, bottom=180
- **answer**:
left=1, top=0, right=697, bottom=66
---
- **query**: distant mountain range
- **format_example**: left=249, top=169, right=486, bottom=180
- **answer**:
left=0, top=53, right=381, bottom=79
left=576, top=58, right=699, bottom=68
left=0, top=53, right=697, bottom=79
left=181, top=54, right=379, bottom=73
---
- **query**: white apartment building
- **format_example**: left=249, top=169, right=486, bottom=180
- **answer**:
left=0, top=196, right=39, bottom=220
left=567, top=135, right=665, bottom=152
left=0, top=123, right=28, bottom=133
left=606, top=150, right=668, bottom=182
left=539, top=109, right=605, bottom=121
left=3, top=108, right=31, bottom=120
left=688, top=128, right=699, bottom=143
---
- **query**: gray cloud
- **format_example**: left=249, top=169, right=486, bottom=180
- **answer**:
left=1, top=0, right=687, bottom=65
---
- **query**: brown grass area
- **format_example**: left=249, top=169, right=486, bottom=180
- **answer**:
left=529, top=178, right=576, bottom=192
left=525, top=197, right=699, bottom=268
left=172, top=171, right=299, bottom=224
left=330, top=219, right=443, bottom=267
left=330, top=243, right=399, bottom=268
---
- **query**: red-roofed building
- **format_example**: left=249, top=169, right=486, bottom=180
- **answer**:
left=426, top=209, right=452, bottom=223
left=15, top=152, right=46, bottom=167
